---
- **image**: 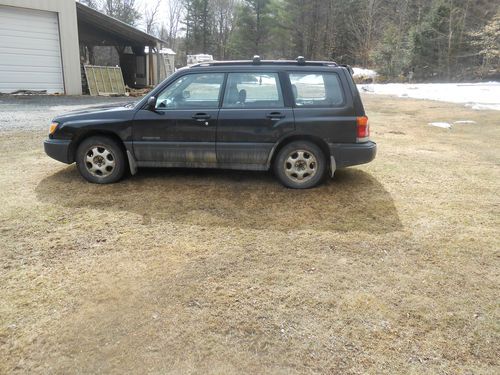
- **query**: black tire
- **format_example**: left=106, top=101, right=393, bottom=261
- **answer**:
left=273, top=141, right=326, bottom=189
left=75, top=136, right=126, bottom=184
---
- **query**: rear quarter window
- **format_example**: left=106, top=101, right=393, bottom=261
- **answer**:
left=289, top=72, right=345, bottom=107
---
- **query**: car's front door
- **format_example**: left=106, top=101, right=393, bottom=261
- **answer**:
left=216, top=71, right=294, bottom=169
left=133, top=72, right=225, bottom=166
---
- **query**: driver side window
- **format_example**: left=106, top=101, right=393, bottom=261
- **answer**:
left=156, top=73, right=224, bottom=109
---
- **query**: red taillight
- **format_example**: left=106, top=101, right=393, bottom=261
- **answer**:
left=356, top=116, right=369, bottom=139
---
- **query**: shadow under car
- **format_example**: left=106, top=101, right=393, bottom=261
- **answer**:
left=36, top=167, right=401, bottom=234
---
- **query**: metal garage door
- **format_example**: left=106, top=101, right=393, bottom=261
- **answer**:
left=0, top=6, right=64, bottom=94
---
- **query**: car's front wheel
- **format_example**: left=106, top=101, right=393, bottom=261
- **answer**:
left=273, top=140, right=326, bottom=189
left=76, top=136, right=126, bottom=184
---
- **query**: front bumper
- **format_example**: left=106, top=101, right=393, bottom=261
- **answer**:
left=44, top=139, right=72, bottom=164
left=329, top=141, right=377, bottom=168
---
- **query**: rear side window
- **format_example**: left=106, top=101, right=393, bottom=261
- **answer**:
left=223, top=72, right=283, bottom=108
left=289, top=72, right=344, bottom=107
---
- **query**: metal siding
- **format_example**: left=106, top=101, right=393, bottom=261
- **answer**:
left=0, top=5, right=64, bottom=93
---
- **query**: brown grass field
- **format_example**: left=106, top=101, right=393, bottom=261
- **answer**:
left=0, top=94, right=499, bottom=374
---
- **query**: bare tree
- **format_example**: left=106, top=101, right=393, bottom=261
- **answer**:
left=349, top=0, right=384, bottom=67
left=145, top=0, right=163, bottom=35
left=103, top=0, right=141, bottom=26
left=78, top=0, right=141, bottom=25
left=79, top=0, right=101, bottom=8
left=159, top=0, right=183, bottom=49
left=212, top=0, right=237, bottom=59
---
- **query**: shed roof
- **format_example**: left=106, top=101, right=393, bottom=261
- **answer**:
left=76, top=2, right=166, bottom=47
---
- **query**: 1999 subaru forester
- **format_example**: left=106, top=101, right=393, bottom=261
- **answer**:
left=44, top=57, right=376, bottom=189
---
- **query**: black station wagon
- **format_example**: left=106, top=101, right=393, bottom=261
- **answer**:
left=44, top=57, right=376, bottom=189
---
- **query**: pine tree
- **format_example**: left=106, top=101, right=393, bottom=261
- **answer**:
left=229, top=0, right=272, bottom=58
left=183, top=0, right=214, bottom=54
left=471, top=12, right=500, bottom=77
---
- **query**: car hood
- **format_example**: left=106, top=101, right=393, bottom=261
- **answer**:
left=53, top=103, right=136, bottom=123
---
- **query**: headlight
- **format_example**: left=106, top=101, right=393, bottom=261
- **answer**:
left=49, top=122, right=59, bottom=135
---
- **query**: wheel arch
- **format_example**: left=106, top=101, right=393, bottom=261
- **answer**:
left=268, top=134, right=331, bottom=170
left=69, top=130, right=128, bottom=166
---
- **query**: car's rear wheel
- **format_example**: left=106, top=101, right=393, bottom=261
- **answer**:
left=76, top=136, right=126, bottom=184
left=273, top=140, right=326, bottom=189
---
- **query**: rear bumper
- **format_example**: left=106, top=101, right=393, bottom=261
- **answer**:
left=44, top=139, right=72, bottom=164
left=329, top=141, right=377, bottom=168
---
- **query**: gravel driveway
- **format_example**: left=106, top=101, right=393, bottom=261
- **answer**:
left=0, top=95, right=137, bottom=132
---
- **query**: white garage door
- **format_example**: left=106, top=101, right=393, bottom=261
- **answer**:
left=0, top=6, right=64, bottom=94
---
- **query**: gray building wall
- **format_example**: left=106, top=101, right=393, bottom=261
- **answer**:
left=0, top=0, right=82, bottom=94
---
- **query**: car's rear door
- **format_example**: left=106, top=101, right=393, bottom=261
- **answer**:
left=132, top=72, right=224, bottom=166
left=216, top=71, right=294, bottom=169
left=288, top=69, right=356, bottom=143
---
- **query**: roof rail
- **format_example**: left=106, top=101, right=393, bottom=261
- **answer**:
left=190, top=58, right=338, bottom=68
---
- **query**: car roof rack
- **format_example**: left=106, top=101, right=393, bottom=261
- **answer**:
left=191, top=56, right=338, bottom=68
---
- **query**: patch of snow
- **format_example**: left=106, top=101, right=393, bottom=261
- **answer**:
left=429, top=122, right=452, bottom=129
left=359, top=82, right=500, bottom=111
left=352, top=67, right=377, bottom=79
left=296, top=68, right=378, bottom=84
left=465, top=103, right=500, bottom=111
left=453, top=120, right=477, bottom=124
left=296, top=74, right=324, bottom=84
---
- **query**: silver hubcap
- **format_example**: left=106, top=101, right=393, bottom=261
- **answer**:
left=284, top=149, right=318, bottom=183
left=85, top=146, right=115, bottom=177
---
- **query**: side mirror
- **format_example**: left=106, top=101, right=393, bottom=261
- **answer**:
left=147, top=96, right=157, bottom=110
left=182, top=90, right=190, bottom=99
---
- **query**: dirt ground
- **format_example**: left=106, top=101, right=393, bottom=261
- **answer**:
left=0, top=94, right=498, bottom=374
